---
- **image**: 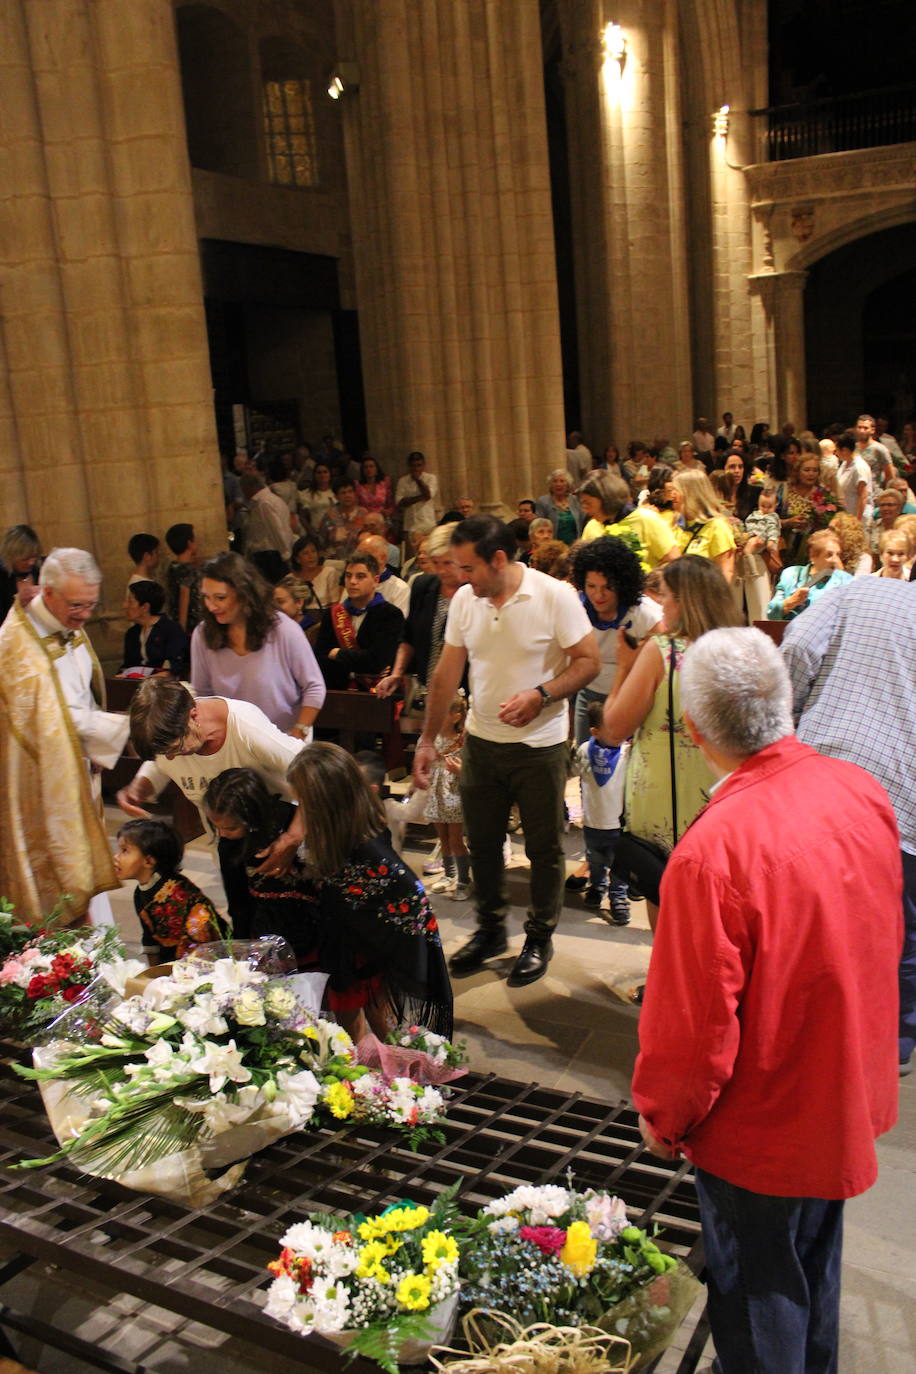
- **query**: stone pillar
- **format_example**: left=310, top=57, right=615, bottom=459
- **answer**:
left=748, top=271, right=809, bottom=432
left=0, top=0, right=222, bottom=614
left=557, top=0, right=692, bottom=447
left=333, top=0, right=566, bottom=509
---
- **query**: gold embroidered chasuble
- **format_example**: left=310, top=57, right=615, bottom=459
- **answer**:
left=0, top=601, right=126, bottom=923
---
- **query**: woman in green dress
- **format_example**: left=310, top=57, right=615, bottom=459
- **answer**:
left=601, top=555, right=742, bottom=935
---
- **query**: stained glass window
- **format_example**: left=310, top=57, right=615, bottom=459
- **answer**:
left=263, top=79, right=317, bottom=186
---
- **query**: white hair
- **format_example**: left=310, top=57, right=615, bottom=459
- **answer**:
left=547, top=468, right=572, bottom=488
left=39, top=547, right=101, bottom=589
left=680, top=628, right=793, bottom=757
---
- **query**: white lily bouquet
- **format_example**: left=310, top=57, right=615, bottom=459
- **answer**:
left=15, top=943, right=451, bottom=1206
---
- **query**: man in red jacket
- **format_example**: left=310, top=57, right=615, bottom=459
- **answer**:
left=632, top=627, right=901, bottom=1374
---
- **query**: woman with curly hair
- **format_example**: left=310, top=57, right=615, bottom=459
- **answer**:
left=570, top=536, right=663, bottom=744
left=828, top=512, right=873, bottom=575
left=191, top=551, right=325, bottom=738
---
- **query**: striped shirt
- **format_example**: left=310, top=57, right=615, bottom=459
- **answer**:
left=782, top=578, right=916, bottom=853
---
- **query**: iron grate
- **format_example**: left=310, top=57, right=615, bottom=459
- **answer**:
left=0, top=1039, right=704, bottom=1370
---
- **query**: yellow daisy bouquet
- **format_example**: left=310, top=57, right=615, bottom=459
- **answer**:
left=264, top=1192, right=463, bottom=1372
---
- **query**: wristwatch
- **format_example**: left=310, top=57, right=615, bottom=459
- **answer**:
left=535, top=684, right=553, bottom=706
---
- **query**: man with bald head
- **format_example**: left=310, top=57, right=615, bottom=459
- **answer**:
left=357, top=533, right=411, bottom=614
left=0, top=547, right=130, bottom=922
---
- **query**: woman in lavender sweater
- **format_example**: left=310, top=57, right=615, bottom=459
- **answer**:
left=191, top=552, right=325, bottom=740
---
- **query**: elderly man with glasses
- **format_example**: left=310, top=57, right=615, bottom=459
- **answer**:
left=0, top=547, right=131, bottom=923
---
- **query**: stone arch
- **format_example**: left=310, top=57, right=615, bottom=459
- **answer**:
left=175, top=3, right=259, bottom=179
left=788, top=202, right=916, bottom=274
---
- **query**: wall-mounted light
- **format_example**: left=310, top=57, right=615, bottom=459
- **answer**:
left=602, top=22, right=627, bottom=65
left=327, top=62, right=360, bottom=100
left=712, top=104, right=730, bottom=137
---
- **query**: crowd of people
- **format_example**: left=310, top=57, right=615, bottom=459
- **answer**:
left=0, top=408, right=913, bottom=1374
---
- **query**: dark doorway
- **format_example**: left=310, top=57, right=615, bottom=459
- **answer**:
left=199, top=239, right=367, bottom=456
left=803, top=222, right=916, bottom=432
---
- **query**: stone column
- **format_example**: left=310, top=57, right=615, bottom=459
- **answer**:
left=557, top=0, right=692, bottom=447
left=0, top=0, right=222, bottom=617
left=748, top=271, right=809, bottom=431
left=333, top=0, right=566, bottom=509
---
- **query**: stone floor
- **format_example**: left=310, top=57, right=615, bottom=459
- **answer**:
left=1, top=803, right=913, bottom=1374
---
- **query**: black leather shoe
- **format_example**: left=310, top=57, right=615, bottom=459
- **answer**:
left=564, top=874, right=587, bottom=891
left=506, top=936, right=553, bottom=987
left=448, top=929, right=507, bottom=976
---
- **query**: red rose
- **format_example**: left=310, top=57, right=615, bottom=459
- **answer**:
left=26, top=975, right=48, bottom=999
left=61, top=985, right=84, bottom=1003
left=519, top=1225, right=567, bottom=1256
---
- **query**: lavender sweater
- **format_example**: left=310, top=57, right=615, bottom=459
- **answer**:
left=191, top=614, right=325, bottom=732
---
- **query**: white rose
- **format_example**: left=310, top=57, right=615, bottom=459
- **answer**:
left=233, top=987, right=266, bottom=1026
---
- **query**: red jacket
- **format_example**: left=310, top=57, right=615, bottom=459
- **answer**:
left=632, top=735, right=902, bottom=1199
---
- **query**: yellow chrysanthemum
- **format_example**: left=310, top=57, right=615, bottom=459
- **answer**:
left=396, top=1272, right=431, bottom=1311
left=383, top=1205, right=429, bottom=1232
left=559, top=1220, right=598, bottom=1277
left=356, top=1241, right=391, bottom=1282
left=304, top=1026, right=319, bottom=1040
left=323, top=1080, right=354, bottom=1119
left=421, top=1230, right=459, bottom=1270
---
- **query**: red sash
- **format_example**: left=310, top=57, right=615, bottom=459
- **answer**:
left=331, top=601, right=358, bottom=652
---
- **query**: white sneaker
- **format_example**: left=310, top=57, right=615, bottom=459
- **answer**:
left=423, top=844, right=443, bottom=875
left=429, top=875, right=455, bottom=893
left=447, top=882, right=472, bottom=901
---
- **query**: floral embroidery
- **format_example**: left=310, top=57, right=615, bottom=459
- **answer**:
left=325, top=855, right=439, bottom=941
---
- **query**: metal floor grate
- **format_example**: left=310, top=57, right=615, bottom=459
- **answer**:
left=0, top=1040, right=705, bottom=1371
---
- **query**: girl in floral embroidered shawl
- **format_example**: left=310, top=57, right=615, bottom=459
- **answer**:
left=204, top=748, right=453, bottom=1043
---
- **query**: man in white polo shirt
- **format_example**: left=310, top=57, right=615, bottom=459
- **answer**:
left=413, top=517, right=600, bottom=986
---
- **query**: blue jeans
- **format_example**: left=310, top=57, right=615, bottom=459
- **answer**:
left=583, top=825, right=627, bottom=898
left=900, top=849, right=916, bottom=1062
left=695, top=1168, right=843, bottom=1374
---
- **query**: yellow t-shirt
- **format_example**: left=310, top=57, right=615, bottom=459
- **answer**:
left=676, top=516, right=736, bottom=561
left=581, top=508, right=676, bottom=570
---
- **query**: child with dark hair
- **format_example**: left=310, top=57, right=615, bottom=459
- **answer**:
left=164, top=523, right=202, bottom=633
left=113, top=818, right=226, bottom=963
left=205, top=758, right=452, bottom=1041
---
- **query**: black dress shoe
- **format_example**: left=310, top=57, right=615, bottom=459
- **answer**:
left=448, top=928, right=508, bottom=976
left=506, top=936, right=553, bottom=987
left=564, top=874, right=588, bottom=891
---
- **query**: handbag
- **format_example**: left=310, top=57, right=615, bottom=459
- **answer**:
left=611, top=639, right=679, bottom=906
left=761, top=545, right=783, bottom=577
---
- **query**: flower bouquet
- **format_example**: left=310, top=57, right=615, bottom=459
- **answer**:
left=353, top=1024, right=468, bottom=1088
left=14, top=945, right=452, bottom=1205
left=264, top=1194, right=462, bottom=1373
left=0, top=897, right=135, bottom=1043
left=809, top=486, right=839, bottom=531
left=456, top=1183, right=701, bottom=1371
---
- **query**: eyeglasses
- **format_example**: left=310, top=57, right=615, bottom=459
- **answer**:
left=63, top=600, right=99, bottom=612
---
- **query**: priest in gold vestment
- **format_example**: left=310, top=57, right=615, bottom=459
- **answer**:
left=0, top=548, right=130, bottom=924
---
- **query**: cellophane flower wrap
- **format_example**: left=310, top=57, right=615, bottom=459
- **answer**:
left=264, top=1192, right=463, bottom=1373
left=14, top=939, right=452, bottom=1206
left=0, top=897, right=137, bottom=1043
left=457, top=1183, right=701, bottom=1371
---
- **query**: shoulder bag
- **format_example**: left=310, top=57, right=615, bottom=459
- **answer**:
left=610, top=638, right=679, bottom=906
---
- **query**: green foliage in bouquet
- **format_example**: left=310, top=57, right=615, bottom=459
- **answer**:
left=265, top=1188, right=464, bottom=1374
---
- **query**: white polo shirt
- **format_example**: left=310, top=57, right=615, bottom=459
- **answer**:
left=445, top=566, right=593, bottom=746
